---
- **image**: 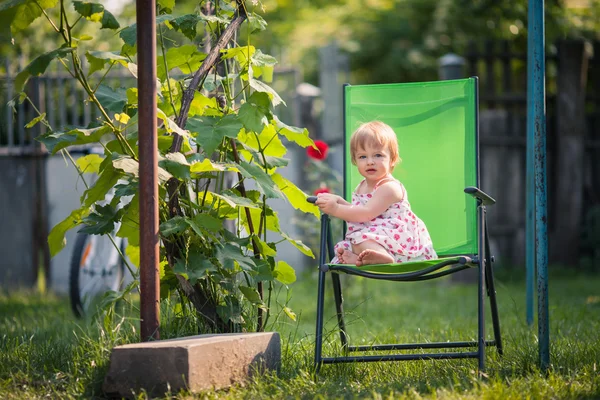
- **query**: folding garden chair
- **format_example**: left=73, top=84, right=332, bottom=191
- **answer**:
left=309, top=77, right=503, bottom=373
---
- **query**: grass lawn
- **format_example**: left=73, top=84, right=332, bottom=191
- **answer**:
left=1, top=268, right=599, bottom=399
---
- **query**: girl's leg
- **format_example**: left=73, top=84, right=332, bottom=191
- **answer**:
left=352, top=240, right=394, bottom=266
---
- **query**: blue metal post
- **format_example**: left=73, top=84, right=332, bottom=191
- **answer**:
left=525, top=0, right=536, bottom=327
left=528, top=0, right=550, bottom=370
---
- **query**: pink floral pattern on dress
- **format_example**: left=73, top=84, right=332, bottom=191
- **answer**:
left=332, top=180, right=437, bottom=264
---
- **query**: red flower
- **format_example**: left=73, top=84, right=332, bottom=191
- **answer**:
left=313, top=186, right=330, bottom=195
left=307, top=140, right=329, bottom=160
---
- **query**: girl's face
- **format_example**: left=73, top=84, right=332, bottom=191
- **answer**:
left=354, top=143, right=393, bottom=184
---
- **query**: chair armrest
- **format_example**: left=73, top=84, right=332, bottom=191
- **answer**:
left=464, top=186, right=496, bottom=206
left=307, top=196, right=317, bottom=204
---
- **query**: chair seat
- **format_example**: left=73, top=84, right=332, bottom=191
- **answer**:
left=328, top=256, right=474, bottom=274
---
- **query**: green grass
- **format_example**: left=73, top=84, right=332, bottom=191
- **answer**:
left=1, top=270, right=599, bottom=399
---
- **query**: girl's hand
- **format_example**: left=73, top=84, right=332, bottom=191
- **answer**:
left=315, top=193, right=339, bottom=215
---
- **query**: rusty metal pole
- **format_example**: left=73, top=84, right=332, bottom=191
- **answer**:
left=137, top=0, right=160, bottom=341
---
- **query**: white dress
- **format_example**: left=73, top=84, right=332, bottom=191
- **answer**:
left=332, top=179, right=437, bottom=264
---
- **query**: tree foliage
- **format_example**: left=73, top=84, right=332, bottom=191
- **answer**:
left=254, top=0, right=599, bottom=84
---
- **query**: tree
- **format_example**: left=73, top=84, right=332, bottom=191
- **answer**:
left=252, top=0, right=598, bottom=84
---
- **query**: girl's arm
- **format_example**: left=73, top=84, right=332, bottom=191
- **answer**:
left=315, top=182, right=403, bottom=223
left=336, top=196, right=350, bottom=205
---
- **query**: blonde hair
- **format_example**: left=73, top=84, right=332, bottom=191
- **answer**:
left=350, top=121, right=401, bottom=169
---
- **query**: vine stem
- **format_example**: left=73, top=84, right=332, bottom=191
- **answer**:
left=170, top=0, right=247, bottom=153
left=229, top=138, right=265, bottom=331
left=158, top=23, right=179, bottom=119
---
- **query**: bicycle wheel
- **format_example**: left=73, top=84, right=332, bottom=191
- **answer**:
left=69, top=232, right=124, bottom=318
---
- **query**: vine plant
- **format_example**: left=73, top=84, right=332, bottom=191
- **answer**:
left=2, top=0, right=318, bottom=333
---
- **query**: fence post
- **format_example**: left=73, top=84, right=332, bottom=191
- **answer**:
left=551, top=39, right=589, bottom=266
left=438, top=53, right=465, bottom=80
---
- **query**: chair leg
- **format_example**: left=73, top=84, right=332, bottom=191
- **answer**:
left=485, top=225, right=503, bottom=356
left=478, top=261, right=486, bottom=372
left=314, top=269, right=327, bottom=374
left=331, top=273, right=348, bottom=349
left=477, top=205, right=487, bottom=373
left=326, top=219, right=348, bottom=349
left=486, top=260, right=503, bottom=356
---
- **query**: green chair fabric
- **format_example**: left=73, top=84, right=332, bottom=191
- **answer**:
left=344, top=78, right=478, bottom=257
left=313, top=77, right=503, bottom=373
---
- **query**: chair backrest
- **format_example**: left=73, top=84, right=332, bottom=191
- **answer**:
left=343, top=78, right=479, bottom=256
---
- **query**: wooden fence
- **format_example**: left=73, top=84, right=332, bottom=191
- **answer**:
left=465, top=39, right=600, bottom=267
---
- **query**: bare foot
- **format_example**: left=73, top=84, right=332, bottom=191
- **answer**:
left=336, top=247, right=359, bottom=265
left=356, top=249, right=394, bottom=266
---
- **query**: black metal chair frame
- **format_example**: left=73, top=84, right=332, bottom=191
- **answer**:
left=313, top=188, right=503, bottom=373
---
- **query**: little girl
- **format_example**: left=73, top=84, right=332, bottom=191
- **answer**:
left=315, top=121, right=437, bottom=266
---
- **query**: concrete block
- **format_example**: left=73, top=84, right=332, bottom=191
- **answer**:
left=103, top=332, right=280, bottom=398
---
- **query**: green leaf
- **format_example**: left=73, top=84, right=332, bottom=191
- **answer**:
left=237, top=161, right=283, bottom=199
left=274, top=116, right=314, bottom=148
left=114, top=181, right=138, bottom=197
left=189, top=159, right=239, bottom=174
left=95, top=84, right=127, bottom=115
left=238, top=124, right=287, bottom=158
left=217, top=297, right=244, bottom=324
left=282, top=306, right=297, bottom=322
left=249, top=79, right=285, bottom=107
left=48, top=205, right=90, bottom=256
left=242, top=203, right=280, bottom=234
left=157, top=44, right=205, bottom=80
left=119, top=15, right=172, bottom=47
left=253, top=259, right=274, bottom=281
left=186, top=114, right=242, bottom=156
left=202, top=74, right=224, bottom=93
left=173, top=248, right=216, bottom=284
left=25, top=113, right=45, bottom=128
left=159, top=215, right=188, bottom=237
left=214, top=190, right=260, bottom=209
left=36, top=125, right=111, bottom=154
left=221, top=45, right=255, bottom=67
left=159, top=152, right=190, bottom=180
left=215, top=243, right=255, bottom=271
left=14, top=47, right=74, bottom=92
left=125, top=244, right=140, bottom=268
left=237, top=142, right=289, bottom=169
left=280, top=231, right=314, bottom=258
left=100, top=10, right=119, bottom=29
left=76, top=154, right=103, bottom=174
left=79, top=204, right=118, bottom=235
left=85, top=51, right=128, bottom=76
left=157, top=109, right=189, bottom=138
left=158, top=0, right=175, bottom=11
left=239, top=286, right=263, bottom=304
left=169, top=14, right=201, bottom=41
left=112, top=155, right=173, bottom=183
left=193, top=213, right=223, bottom=233
left=271, top=173, right=320, bottom=218
left=116, top=194, right=139, bottom=246
left=2, top=0, right=58, bottom=33
left=254, top=236, right=277, bottom=257
left=36, top=132, right=77, bottom=153
left=246, top=12, right=268, bottom=33
left=73, top=1, right=119, bottom=29
left=251, top=50, right=277, bottom=82
left=189, top=93, right=218, bottom=117
left=238, top=92, right=271, bottom=133
left=274, top=260, right=296, bottom=285
left=81, top=163, right=120, bottom=208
